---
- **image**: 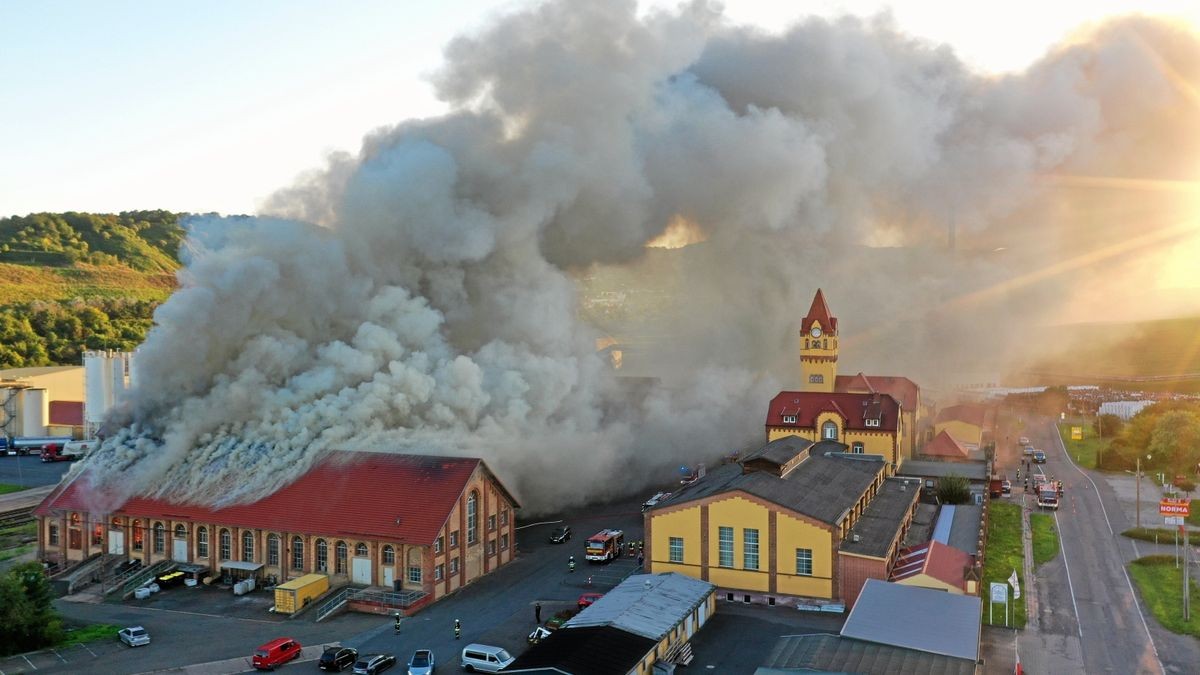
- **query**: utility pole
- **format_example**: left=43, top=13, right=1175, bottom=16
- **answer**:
left=1136, top=456, right=1142, bottom=529
left=1184, top=526, right=1190, bottom=620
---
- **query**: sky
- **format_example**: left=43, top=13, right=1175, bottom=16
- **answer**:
left=1, top=0, right=1197, bottom=218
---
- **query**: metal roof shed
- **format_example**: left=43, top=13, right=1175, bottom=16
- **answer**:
left=565, top=573, right=715, bottom=641
left=841, top=579, right=981, bottom=662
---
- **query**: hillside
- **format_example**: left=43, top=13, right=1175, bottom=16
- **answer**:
left=0, top=211, right=184, bottom=368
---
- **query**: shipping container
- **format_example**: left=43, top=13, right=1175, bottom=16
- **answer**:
left=273, top=573, right=328, bottom=614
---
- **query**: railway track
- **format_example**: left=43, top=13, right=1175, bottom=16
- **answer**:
left=0, top=506, right=35, bottom=529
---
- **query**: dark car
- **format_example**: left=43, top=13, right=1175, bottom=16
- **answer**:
left=1033, top=450, right=1046, bottom=464
left=549, top=525, right=572, bottom=544
left=352, top=653, right=396, bottom=675
left=320, top=646, right=359, bottom=672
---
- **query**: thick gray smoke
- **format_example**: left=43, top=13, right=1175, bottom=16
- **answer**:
left=77, top=2, right=1200, bottom=513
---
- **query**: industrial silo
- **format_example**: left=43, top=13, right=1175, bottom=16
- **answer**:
left=111, top=352, right=128, bottom=400
left=20, top=388, right=48, bottom=437
left=84, top=351, right=110, bottom=432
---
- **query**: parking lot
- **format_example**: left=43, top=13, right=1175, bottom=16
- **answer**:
left=0, top=454, right=72, bottom=488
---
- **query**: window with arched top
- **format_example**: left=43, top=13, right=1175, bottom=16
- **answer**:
left=111, top=517, right=122, bottom=528
left=852, top=442, right=864, bottom=454
left=335, top=541, right=347, bottom=574
left=153, top=522, right=165, bottom=553
left=822, top=420, right=838, bottom=441
left=174, top=524, right=186, bottom=539
left=242, top=531, right=255, bottom=562
left=382, top=545, right=395, bottom=565
left=291, top=536, right=304, bottom=570
left=132, top=522, right=144, bottom=551
left=197, top=527, right=209, bottom=558
left=316, top=539, right=328, bottom=572
left=70, top=513, right=80, bottom=525
left=467, top=491, right=479, bottom=545
left=219, top=529, right=231, bottom=560
left=268, top=534, right=280, bottom=566
left=355, top=543, right=368, bottom=557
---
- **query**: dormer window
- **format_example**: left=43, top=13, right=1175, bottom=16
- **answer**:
left=782, top=415, right=797, bottom=424
left=865, top=418, right=880, bottom=427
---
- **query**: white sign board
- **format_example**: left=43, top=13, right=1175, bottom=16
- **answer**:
left=990, top=582, right=1008, bottom=604
left=1166, top=517, right=1184, bottom=526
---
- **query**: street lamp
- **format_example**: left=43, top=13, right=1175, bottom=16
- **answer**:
left=1136, top=454, right=1152, bottom=529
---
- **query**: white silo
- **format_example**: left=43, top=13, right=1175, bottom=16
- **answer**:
left=111, top=352, right=127, bottom=399
left=84, top=351, right=110, bottom=425
left=21, top=388, right=48, bottom=437
left=127, top=349, right=139, bottom=389
left=100, top=352, right=116, bottom=416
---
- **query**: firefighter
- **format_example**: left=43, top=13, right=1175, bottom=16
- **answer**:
left=628, top=541, right=635, bottom=556
left=455, top=618, right=462, bottom=639
left=568, top=555, right=576, bottom=573
left=394, top=612, right=402, bottom=634
left=638, top=540, right=644, bottom=553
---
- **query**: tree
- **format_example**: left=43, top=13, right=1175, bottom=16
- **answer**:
left=937, top=474, right=970, bottom=505
left=1148, top=410, right=1200, bottom=478
left=1096, top=414, right=1124, bottom=438
left=0, top=563, right=63, bottom=656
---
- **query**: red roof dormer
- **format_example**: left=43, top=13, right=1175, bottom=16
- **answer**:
left=801, top=288, right=838, bottom=336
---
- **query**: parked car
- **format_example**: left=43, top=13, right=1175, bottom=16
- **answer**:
left=1024, top=445, right=1036, bottom=457
left=352, top=653, right=396, bottom=675
left=319, top=646, right=359, bottom=672
left=1001, top=479, right=1012, bottom=495
left=252, top=637, right=302, bottom=670
left=118, top=626, right=150, bottom=647
left=548, top=525, right=572, bottom=544
left=577, top=592, right=603, bottom=609
left=1033, top=450, right=1047, bottom=464
left=1018, top=436, right=1030, bottom=446
left=406, top=649, right=434, bottom=675
left=460, top=644, right=514, bottom=673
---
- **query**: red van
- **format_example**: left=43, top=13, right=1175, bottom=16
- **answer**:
left=252, top=637, right=302, bottom=670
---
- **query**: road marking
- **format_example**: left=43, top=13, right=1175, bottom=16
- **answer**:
left=516, top=519, right=563, bottom=530
left=20, top=655, right=35, bottom=670
left=50, top=649, right=66, bottom=663
left=127, top=604, right=281, bottom=624
left=1054, top=425, right=1113, bottom=536
left=1052, top=509, right=1083, bottom=638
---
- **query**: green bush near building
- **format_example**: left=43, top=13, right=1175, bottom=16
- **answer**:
left=1030, top=514, right=1060, bottom=567
left=982, top=502, right=1026, bottom=628
left=1128, top=556, right=1200, bottom=637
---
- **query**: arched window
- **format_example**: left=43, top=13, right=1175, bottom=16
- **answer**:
left=316, top=539, right=328, bottom=572
left=70, top=512, right=80, bottom=525
left=111, top=517, right=122, bottom=527
left=822, top=421, right=838, bottom=441
left=153, top=522, right=165, bottom=553
left=197, top=527, right=209, bottom=558
left=467, top=491, right=479, bottom=545
left=851, top=442, right=865, bottom=454
left=174, top=524, right=186, bottom=539
left=291, top=536, right=304, bottom=570
left=268, top=534, right=280, bottom=566
left=132, top=522, right=144, bottom=551
left=335, top=541, right=348, bottom=574
left=382, top=545, right=395, bottom=565
left=355, top=543, right=368, bottom=557
left=242, top=531, right=255, bottom=562
left=219, top=529, right=231, bottom=560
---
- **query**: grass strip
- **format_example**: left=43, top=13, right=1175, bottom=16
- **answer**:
left=981, top=501, right=1026, bottom=628
left=1128, top=556, right=1200, bottom=637
left=1030, top=513, right=1060, bottom=567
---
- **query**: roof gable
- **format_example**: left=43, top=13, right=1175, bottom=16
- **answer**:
left=923, top=430, right=969, bottom=458
left=935, top=404, right=988, bottom=427
left=801, top=288, right=838, bottom=335
left=767, top=391, right=900, bottom=433
left=835, top=374, right=919, bottom=411
left=36, top=451, right=503, bottom=544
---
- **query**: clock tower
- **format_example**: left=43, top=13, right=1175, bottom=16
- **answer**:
left=800, top=288, right=839, bottom=392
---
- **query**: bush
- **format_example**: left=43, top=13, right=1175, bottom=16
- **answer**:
left=0, top=563, right=64, bottom=656
left=936, top=474, right=970, bottom=505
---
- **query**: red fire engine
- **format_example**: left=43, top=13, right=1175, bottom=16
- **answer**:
left=584, top=529, right=625, bottom=562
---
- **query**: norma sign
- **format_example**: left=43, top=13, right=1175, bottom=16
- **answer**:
left=990, top=582, right=1007, bottom=604
left=1160, top=499, right=1191, bottom=517
left=1071, top=426, right=1083, bottom=440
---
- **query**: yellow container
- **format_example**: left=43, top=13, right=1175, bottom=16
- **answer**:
left=273, top=573, right=329, bottom=614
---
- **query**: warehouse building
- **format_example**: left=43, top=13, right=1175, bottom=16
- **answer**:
left=0, top=365, right=85, bottom=440
left=34, top=451, right=518, bottom=612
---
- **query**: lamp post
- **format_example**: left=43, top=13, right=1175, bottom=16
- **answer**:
left=1136, top=454, right=1152, bottom=529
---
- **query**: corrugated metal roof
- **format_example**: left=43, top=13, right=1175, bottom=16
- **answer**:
left=841, top=579, right=981, bottom=661
left=35, top=451, right=506, bottom=544
left=932, top=505, right=956, bottom=544
left=760, top=633, right=976, bottom=675
left=948, top=505, right=983, bottom=556
left=898, top=460, right=988, bottom=481
left=565, top=573, right=714, bottom=641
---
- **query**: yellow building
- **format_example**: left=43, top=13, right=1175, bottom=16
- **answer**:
left=766, top=390, right=904, bottom=467
left=934, top=404, right=992, bottom=450
left=798, top=290, right=923, bottom=460
left=645, top=436, right=919, bottom=609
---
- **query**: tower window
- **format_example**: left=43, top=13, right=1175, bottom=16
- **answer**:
left=809, top=374, right=824, bottom=384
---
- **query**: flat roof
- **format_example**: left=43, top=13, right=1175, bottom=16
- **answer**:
left=841, top=579, right=981, bottom=661
left=565, top=573, right=714, bottom=641
left=898, top=460, right=988, bottom=481
left=948, top=504, right=983, bottom=556
left=840, top=478, right=919, bottom=558
left=758, top=633, right=976, bottom=675
left=505, top=626, right=656, bottom=675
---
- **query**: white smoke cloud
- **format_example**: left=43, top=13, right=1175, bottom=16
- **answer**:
left=75, top=2, right=1200, bottom=513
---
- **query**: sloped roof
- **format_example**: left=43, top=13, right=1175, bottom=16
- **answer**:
left=742, top=435, right=812, bottom=466
left=840, top=478, right=920, bottom=558
left=766, top=391, right=900, bottom=433
left=935, top=404, right=989, bottom=428
left=0, top=366, right=82, bottom=379
left=835, top=374, right=920, bottom=412
left=898, top=460, right=988, bottom=481
left=653, top=452, right=884, bottom=525
left=35, top=451, right=511, bottom=544
left=841, top=579, right=981, bottom=661
left=891, top=540, right=972, bottom=589
left=505, top=626, right=656, bottom=675
left=566, top=573, right=714, bottom=641
left=801, top=288, right=838, bottom=335
left=923, top=430, right=969, bottom=459
left=759, top=633, right=976, bottom=675
left=49, top=401, right=83, bottom=426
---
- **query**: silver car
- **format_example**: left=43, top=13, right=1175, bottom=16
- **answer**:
left=407, top=649, right=434, bottom=675
left=118, top=626, right=150, bottom=647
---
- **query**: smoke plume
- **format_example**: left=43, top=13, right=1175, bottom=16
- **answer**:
left=77, top=2, right=1200, bottom=513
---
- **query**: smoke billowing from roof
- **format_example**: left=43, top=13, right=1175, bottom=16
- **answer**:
left=77, top=2, right=1199, bottom=512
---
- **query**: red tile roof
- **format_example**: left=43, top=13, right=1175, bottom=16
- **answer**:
left=935, top=404, right=989, bottom=428
left=835, top=374, right=920, bottom=412
left=35, top=452, right=510, bottom=545
left=922, top=430, right=969, bottom=459
left=48, top=401, right=83, bottom=426
left=891, top=540, right=972, bottom=589
left=766, top=391, right=900, bottom=433
left=801, top=289, right=838, bottom=335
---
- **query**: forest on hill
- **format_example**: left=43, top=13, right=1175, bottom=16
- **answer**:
left=0, top=211, right=185, bottom=368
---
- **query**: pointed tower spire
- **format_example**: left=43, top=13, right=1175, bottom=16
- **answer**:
left=802, top=288, right=837, bottom=336
left=800, top=289, right=839, bottom=392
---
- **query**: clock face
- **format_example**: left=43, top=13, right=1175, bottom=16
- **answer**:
left=810, top=326, right=822, bottom=338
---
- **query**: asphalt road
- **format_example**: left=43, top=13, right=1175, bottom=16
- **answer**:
left=1006, top=418, right=1200, bottom=674
left=0, top=454, right=72, bottom=488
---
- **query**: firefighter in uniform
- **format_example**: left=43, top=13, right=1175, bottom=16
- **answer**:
left=568, top=555, right=576, bottom=572
left=394, top=612, right=401, bottom=634
left=455, top=618, right=462, bottom=639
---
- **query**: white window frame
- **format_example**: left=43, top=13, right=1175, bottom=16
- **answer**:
left=669, top=537, right=684, bottom=563
left=743, top=529, right=760, bottom=570
left=796, top=548, right=813, bottom=576
left=718, top=527, right=734, bottom=568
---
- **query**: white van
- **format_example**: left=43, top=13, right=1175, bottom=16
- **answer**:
left=63, top=440, right=96, bottom=457
left=461, top=644, right=514, bottom=672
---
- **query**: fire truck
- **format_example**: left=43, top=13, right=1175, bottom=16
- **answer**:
left=584, top=529, right=625, bottom=562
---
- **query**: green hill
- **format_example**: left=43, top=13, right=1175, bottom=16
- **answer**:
left=0, top=211, right=185, bottom=367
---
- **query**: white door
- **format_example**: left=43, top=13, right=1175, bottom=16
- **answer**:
left=172, top=538, right=188, bottom=562
left=108, top=530, right=124, bottom=555
left=685, top=614, right=695, bottom=638
left=698, top=600, right=707, bottom=627
left=352, top=557, right=372, bottom=585
left=382, top=566, right=394, bottom=589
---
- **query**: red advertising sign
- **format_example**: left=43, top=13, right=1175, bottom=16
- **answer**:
left=1159, top=498, right=1191, bottom=516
